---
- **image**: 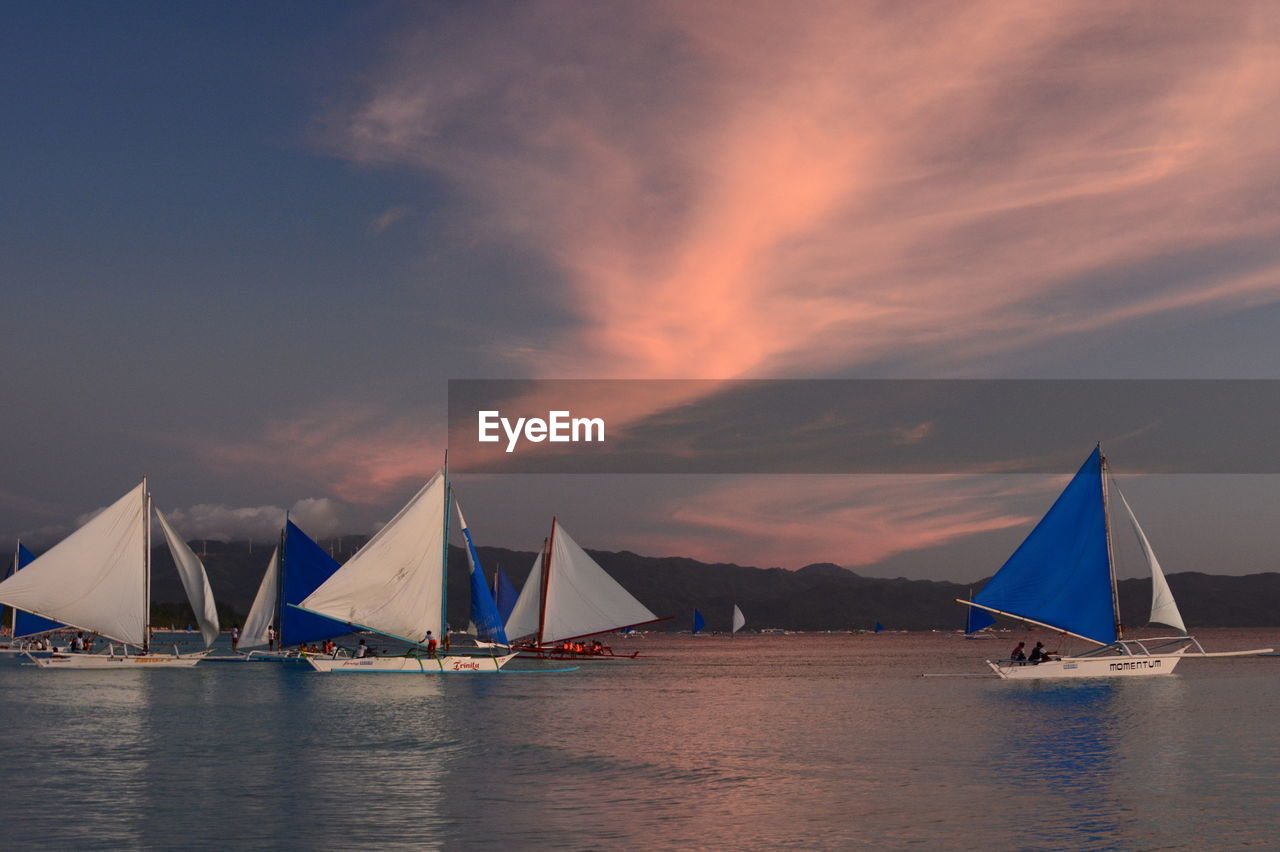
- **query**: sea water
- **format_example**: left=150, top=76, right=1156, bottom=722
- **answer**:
left=1, top=629, right=1277, bottom=850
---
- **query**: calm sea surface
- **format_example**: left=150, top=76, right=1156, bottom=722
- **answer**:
left=2, top=629, right=1278, bottom=850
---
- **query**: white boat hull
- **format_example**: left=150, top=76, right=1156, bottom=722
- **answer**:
left=989, top=654, right=1182, bottom=679
left=29, top=650, right=207, bottom=669
left=308, top=653, right=517, bottom=673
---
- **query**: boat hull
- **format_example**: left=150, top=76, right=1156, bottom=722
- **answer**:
left=308, top=653, right=517, bottom=673
left=989, top=654, right=1182, bottom=679
left=29, top=651, right=207, bottom=669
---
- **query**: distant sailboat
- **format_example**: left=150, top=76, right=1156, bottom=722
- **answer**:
left=959, top=446, right=1271, bottom=679
left=237, top=520, right=354, bottom=659
left=505, top=518, right=668, bottom=658
left=295, top=469, right=515, bottom=673
left=691, top=609, right=706, bottom=635
left=963, top=589, right=996, bottom=639
left=731, top=604, right=746, bottom=635
left=0, top=480, right=219, bottom=668
left=3, top=543, right=64, bottom=645
left=493, top=565, right=518, bottom=625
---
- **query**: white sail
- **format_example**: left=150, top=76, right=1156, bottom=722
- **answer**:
left=1113, top=483, right=1186, bottom=634
left=0, top=481, right=148, bottom=647
left=155, top=508, right=221, bottom=647
left=300, top=471, right=446, bottom=644
left=239, top=547, right=279, bottom=649
left=732, top=604, right=746, bottom=634
left=541, top=523, right=657, bottom=644
left=503, top=551, right=543, bottom=641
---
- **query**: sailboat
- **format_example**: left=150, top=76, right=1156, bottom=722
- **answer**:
left=236, top=520, right=354, bottom=660
left=691, top=609, right=706, bottom=635
left=963, top=589, right=996, bottom=639
left=293, top=469, right=516, bottom=673
left=1, top=543, right=66, bottom=654
left=0, top=480, right=220, bottom=668
left=504, top=517, right=668, bottom=659
left=731, top=604, right=746, bottom=635
left=456, top=496, right=508, bottom=647
left=958, top=446, right=1272, bottom=679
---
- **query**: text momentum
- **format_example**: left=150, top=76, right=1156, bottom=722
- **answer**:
left=478, top=410, right=606, bottom=453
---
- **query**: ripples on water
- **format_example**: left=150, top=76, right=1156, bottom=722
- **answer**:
left=1, top=629, right=1277, bottom=850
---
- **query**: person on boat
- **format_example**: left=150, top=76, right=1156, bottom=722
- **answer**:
left=267, top=624, right=276, bottom=651
left=442, top=633, right=451, bottom=654
left=71, top=632, right=86, bottom=652
left=85, top=634, right=95, bottom=653
left=1028, top=642, right=1057, bottom=665
left=1010, top=642, right=1027, bottom=663
left=231, top=625, right=240, bottom=651
left=425, top=631, right=438, bottom=658
left=355, top=639, right=368, bottom=658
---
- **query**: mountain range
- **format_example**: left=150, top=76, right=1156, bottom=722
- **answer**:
left=144, top=538, right=1280, bottom=632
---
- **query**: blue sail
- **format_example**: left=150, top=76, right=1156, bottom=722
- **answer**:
left=973, top=447, right=1115, bottom=645
left=459, top=516, right=508, bottom=645
left=280, top=521, right=352, bottom=646
left=12, top=543, right=65, bottom=637
left=965, top=604, right=995, bottom=634
left=494, top=567, right=518, bottom=624
left=692, top=609, right=705, bottom=634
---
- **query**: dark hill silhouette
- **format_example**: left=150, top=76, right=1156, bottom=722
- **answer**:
left=136, top=539, right=1280, bottom=633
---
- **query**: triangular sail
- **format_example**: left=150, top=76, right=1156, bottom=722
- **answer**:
left=301, top=472, right=446, bottom=644
left=456, top=500, right=508, bottom=645
left=965, top=589, right=995, bottom=634
left=0, top=482, right=148, bottom=647
left=155, top=508, right=221, bottom=647
left=10, top=544, right=66, bottom=638
left=972, top=447, right=1116, bottom=645
left=1113, top=483, right=1187, bottom=634
left=494, top=567, right=518, bottom=624
left=732, top=604, right=746, bottom=634
left=692, top=609, right=705, bottom=634
left=541, top=523, right=658, bottom=644
left=239, top=547, right=279, bottom=649
left=280, top=521, right=351, bottom=647
left=504, top=551, right=543, bottom=642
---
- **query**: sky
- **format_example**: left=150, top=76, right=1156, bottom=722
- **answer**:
left=3, top=1, right=1280, bottom=582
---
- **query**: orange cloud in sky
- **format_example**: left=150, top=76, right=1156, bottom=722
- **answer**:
left=287, top=2, right=1280, bottom=555
left=198, top=406, right=440, bottom=504
left=614, top=474, right=1049, bottom=570
left=337, top=1, right=1280, bottom=382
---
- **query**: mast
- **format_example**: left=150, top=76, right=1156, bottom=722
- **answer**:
left=537, top=521, right=555, bottom=647
left=143, top=477, right=151, bottom=653
left=1100, top=446, right=1122, bottom=640
left=276, top=517, right=286, bottom=649
left=441, top=452, right=450, bottom=640
left=6, top=543, right=16, bottom=637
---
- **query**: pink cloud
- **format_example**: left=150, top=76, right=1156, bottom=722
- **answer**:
left=296, top=3, right=1280, bottom=561
left=333, top=2, right=1280, bottom=382
left=196, top=405, right=441, bottom=504
left=614, top=474, right=1053, bottom=570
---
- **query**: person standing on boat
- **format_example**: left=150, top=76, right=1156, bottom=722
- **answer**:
left=1010, top=642, right=1027, bottom=663
left=231, top=625, right=240, bottom=651
left=267, top=624, right=276, bottom=651
left=425, top=631, right=438, bottom=658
